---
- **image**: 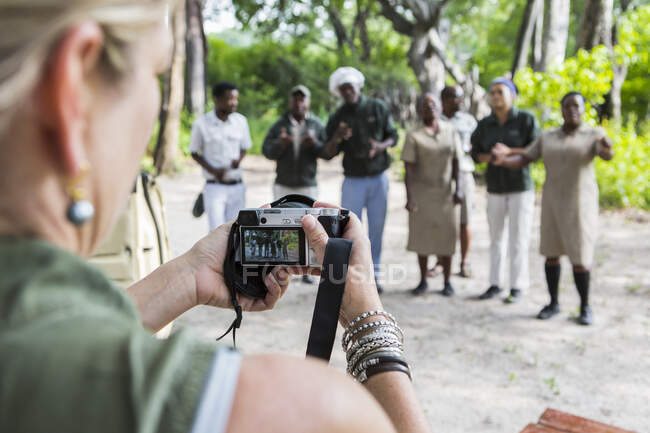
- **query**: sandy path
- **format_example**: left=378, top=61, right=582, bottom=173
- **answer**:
left=159, top=155, right=649, bottom=433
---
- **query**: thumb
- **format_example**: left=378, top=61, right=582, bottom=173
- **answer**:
left=302, top=214, right=329, bottom=265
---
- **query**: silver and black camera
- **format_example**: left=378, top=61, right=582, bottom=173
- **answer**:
left=236, top=207, right=347, bottom=267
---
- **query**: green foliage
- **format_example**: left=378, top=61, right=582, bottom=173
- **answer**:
left=514, top=46, right=613, bottom=129
left=205, top=34, right=414, bottom=122
left=617, top=5, right=650, bottom=122
left=178, top=108, right=195, bottom=157
left=596, top=119, right=650, bottom=209
left=513, top=47, right=649, bottom=210
left=445, top=0, right=527, bottom=87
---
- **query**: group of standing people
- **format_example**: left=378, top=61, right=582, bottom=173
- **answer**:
left=189, top=68, right=613, bottom=325
left=192, top=67, right=397, bottom=291
left=400, top=77, right=613, bottom=325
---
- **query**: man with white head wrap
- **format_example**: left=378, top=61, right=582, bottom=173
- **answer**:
left=321, top=67, right=399, bottom=294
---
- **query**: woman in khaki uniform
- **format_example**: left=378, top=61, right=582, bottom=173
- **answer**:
left=493, top=92, right=614, bottom=325
left=403, top=94, right=463, bottom=296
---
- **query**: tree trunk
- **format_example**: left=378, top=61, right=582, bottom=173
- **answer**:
left=531, top=1, right=544, bottom=70
left=154, top=5, right=186, bottom=175
left=327, top=4, right=352, bottom=52
left=512, top=0, right=543, bottom=76
left=153, top=67, right=171, bottom=174
left=408, top=28, right=445, bottom=96
left=576, top=0, right=613, bottom=51
left=185, top=0, right=206, bottom=115
left=540, top=0, right=569, bottom=71
left=354, top=3, right=371, bottom=61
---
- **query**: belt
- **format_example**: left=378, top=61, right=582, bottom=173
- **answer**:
left=206, top=179, right=242, bottom=185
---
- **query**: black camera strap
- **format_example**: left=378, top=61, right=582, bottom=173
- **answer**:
left=305, top=238, right=353, bottom=361
left=218, top=194, right=351, bottom=361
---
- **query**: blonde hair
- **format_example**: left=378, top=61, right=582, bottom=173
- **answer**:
left=0, top=0, right=176, bottom=135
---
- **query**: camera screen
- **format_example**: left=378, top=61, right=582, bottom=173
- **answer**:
left=241, top=228, right=304, bottom=265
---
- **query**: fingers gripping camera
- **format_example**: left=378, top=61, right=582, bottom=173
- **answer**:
left=237, top=207, right=348, bottom=267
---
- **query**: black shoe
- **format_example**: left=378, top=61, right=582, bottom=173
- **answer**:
left=504, top=288, right=522, bottom=304
left=537, top=303, right=560, bottom=320
left=411, top=281, right=428, bottom=296
left=578, top=306, right=593, bottom=325
left=302, top=275, right=314, bottom=284
left=478, top=285, right=502, bottom=300
left=442, top=282, right=455, bottom=297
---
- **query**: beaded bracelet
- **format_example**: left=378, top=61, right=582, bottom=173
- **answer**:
left=343, top=320, right=403, bottom=349
left=345, top=329, right=403, bottom=359
left=342, top=311, right=396, bottom=349
left=344, top=310, right=396, bottom=334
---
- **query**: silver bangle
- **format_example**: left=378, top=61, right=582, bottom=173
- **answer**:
left=345, top=328, right=403, bottom=357
left=350, top=347, right=405, bottom=376
left=347, top=341, right=403, bottom=374
left=343, top=320, right=402, bottom=349
left=342, top=311, right=396, bottom=349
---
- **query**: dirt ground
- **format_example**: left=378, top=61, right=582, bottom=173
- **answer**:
left=159, top=155, right=649, bottom=433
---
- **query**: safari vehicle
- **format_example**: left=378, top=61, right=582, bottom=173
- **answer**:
left=90, top=173, right=173, bottom=338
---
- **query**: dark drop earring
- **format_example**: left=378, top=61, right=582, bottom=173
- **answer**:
left=66, top=164, right=94, bottom=226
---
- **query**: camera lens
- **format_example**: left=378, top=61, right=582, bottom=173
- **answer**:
left=260, top=217, right=267, bottom=224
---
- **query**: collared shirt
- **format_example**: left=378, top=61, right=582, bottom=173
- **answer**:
left=401, top=121, right=463, bottom=189
left=190, top=111, right=252, bottom=182
left=262, top=112, right=326, bottom=187
left=289, top=114, right=307, bottom=161
left=471, top=107, right=540, bottom=193
left=440, top=111, right=477, bottom=173
left=324, top=95, right=399, bottom=177
left=0, top=236, right=240, bottom=433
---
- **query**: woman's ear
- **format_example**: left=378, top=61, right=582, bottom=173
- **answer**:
left=34, top=22, right=104, bottom=176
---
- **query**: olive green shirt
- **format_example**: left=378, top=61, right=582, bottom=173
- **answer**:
left=262, top=112, right=326, bottom=187
left=323, top=95, right=399, bottom=177
left=0, top=237, right=222, bottom=433
left=470, top=107, right=540, bottom=193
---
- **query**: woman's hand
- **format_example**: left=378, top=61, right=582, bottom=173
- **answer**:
left=299, top=202, right=382, bottom=328
left=188, top=222, right=290, bottom=312
left=405, top=200, right=418, bottom=212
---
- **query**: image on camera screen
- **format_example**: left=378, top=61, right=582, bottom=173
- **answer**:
left=242, top=228, right=302, bottom=264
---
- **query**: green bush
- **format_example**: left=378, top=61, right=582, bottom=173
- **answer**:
left=596, top=119, right=650, bottom=209
left=514, top=46, right=649, bottom=210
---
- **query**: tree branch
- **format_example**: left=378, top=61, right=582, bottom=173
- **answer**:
left=377, top=0, right=415, bottom=35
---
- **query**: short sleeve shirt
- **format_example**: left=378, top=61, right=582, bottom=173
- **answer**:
left=324, top=96, right=399, bottom=177
left=190, top=111, right=252, bottom=182
left=470, top=107, right=540, bottom=193
left=401, top=121, right=462, bottom=189
left=523, top=124, right=605, bottom=196
left=440, top=111, right=477, bottom=172
left=0, top=237, right=239, bottom=433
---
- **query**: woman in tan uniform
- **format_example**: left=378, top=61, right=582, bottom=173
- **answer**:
left=493, top=92, right=613, bottom=325
left=402, top=94, right=463, bottom=296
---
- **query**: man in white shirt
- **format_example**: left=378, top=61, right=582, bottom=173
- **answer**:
left=440, top=85, right=478, bottom=278
left=190, top=82, right=252, bottom=231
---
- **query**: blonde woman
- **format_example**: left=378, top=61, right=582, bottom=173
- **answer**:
left=0, top=1, right=429, bottom=432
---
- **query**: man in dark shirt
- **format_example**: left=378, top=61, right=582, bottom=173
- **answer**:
left=321, top=67, right=399, bottom=293
left=471, top=78, right=540, bottom=303
left=262, top=85, right=325, bottom=201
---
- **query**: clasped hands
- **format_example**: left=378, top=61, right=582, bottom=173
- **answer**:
left=278, top=127, right=318, bottom=149
left=490, top=142, right=510, bottom=166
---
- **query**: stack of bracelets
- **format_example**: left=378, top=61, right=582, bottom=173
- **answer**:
left=342, top=310, right=412, bottom=383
